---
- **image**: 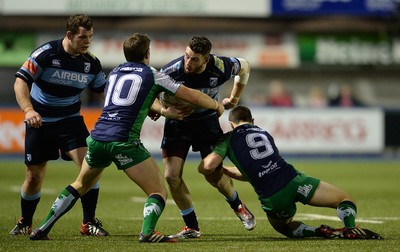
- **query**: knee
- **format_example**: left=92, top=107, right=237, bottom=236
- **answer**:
left=165, top=173, right=182, bottom=189
left=25, top=168, right=45, bottom=186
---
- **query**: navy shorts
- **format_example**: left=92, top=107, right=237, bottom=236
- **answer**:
left=161, top=114, right=222, bottom=159
left=24, top=116, right=89, bottom=164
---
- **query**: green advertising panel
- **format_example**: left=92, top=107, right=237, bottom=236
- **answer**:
left=298, top=34, right=399, bottom=66
left=0, top=32, right=36, bottom=67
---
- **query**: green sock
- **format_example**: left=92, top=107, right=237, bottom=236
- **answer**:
left=141, top=194, right=165, bottom=235
left=292, top=222, right=317, bottom=237
left=337, top=201, right=357, bottom=228
left=38, top=186, right=79, bottom=234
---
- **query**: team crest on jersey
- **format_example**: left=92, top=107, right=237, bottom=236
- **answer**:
left=26, top=154, right=32, bottom=162
left=52, top=59, right=61, bottom=67
left=209, top=77, right=218, bottom=87
left=84, top=62, right=91, bottom=73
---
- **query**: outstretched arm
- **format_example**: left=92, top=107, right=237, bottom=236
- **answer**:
left=222, top=58, right=250, bottom=109
left=198, top=152, right=224, bottom=175
left=223, top=166, right=247, bottom=181
left=176, top=85, right=224, bottom=117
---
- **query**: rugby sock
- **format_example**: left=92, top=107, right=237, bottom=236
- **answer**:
left=224, top=190, right=242, bottom=211
left=292, top=222, right=317, bottom=238
left=141, top=194, right=165, bottom=235
left=337, top=200, right=357, bottom=228
left=181, top=208, right=199, bottom=231
left=37, top=185, right=80, bottom=234
left=20, top=191, right=41, bottom=225
left=81, top=183, right=99, bottom=223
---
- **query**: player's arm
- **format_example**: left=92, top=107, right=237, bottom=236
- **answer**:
left=222, top=166, right=247, bottom=181
left=198, top=152, right=224, bottom=175
left=175, top=85, right=224, bottom=117
left=222, top=58, right=250, bottom=109
left=14, top=77, right=42, bottom=128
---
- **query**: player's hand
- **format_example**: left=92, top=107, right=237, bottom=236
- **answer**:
left=25, top=110, right=42, bottom=128
left=164, top=105, right=193, bottom=120
left=222, top=97, right=237, bottom=110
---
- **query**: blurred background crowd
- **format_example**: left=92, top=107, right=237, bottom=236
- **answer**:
left=1, top=0, right=400, bottom=109
left=1, top=0, right=400, bottom=154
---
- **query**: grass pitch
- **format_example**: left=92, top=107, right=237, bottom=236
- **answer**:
left=0, top=157, right=399, bottom=251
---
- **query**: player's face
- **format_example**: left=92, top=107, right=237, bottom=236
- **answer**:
left=68, top=27, right=93, bottom=55
left=184, top=46, right=208, bottom=74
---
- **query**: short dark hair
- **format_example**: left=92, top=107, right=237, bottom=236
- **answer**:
left=188, top=36, right=212, bottom=56
left=66, top=14, right=93, bottom=34
left=229, top=105, right=253, bottom=124
left=123, top=33, right=150, bottom=62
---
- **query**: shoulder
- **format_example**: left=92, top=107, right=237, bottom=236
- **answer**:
left=208, top=55, right=240, bottom=74
left=30, top=39, right=59, bottom=60
left=161, top=56, right=184, bottom=75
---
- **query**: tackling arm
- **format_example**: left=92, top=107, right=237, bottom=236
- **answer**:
left=198, top=152, right=224, bottom=175
left=176, top=86, right=224, bottom=117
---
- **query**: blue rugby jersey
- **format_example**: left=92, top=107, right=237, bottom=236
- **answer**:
left=15, top=39, right=106, bottom=122
left=91, top=62, right=181, bottom=142
left=160, top=55, right=241, bottom=120
left=213, top=124, right=298, bottom=199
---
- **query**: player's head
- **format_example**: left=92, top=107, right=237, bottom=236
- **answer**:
left=66, top=14, right=93, bottom=35
left=228, top=105, right=254, bottom=129
left=184, top=36, right=211, bottom=74
left=65, top=14, right=94, bottom=55
left=123, top=33, right=151, bottom=63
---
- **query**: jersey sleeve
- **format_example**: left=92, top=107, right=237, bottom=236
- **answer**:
left=152, top=67, right=181, bottom=95
left=212, top=132, right=232, bottom=158
left=214, top=55, right=241, bottom=80
left=229, top=57, right=241, bottom=76
left=15, top=43, right=51, bottom=86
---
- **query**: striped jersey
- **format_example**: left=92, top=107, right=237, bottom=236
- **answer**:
left=91, top=61, right=181, bottom=142
left=160, top=54, right=241, bottom=120
left=15, top=39, right=106, bottom=122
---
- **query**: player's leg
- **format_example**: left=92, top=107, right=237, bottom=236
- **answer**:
left=202, top=162, right=256, bottom=231
left=124, top=157, right=176, bottom=243
left=10, top=162, right=47, bottom=235
left=197, top=115, right=256, bottom=231
left=10, top=124, right=56, bottom=235
left=162, top=118, right=200, bottom=238
left=310, top=180, right=383, bottom=239
left=164, top=155, right=201, bottom=238
left=308, top=180, right=356, bottom=227
left=262, top=174, right=326, bottom=238
left=30, top=160, right=104, bottom=240
left=62, top=116, right=108, bottom=236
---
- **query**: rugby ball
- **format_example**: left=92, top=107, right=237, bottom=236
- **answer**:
left=159, top=92, right=195, bottom=109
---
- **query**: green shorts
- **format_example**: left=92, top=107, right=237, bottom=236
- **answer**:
left=85, top=135, right=151, bottom=170
left=260, top=172, right=320, bottom=220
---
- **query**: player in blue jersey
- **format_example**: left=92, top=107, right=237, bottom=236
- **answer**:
left=29, top=33, right=225, bottom=242
left=160, top=36, right=255, bottom=239
left=199, top=105, right=383, bottom=240
left=11, top=14, right=109, bottom=237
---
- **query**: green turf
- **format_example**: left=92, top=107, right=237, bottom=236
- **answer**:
left=0, top=158, right=399, bottom=251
